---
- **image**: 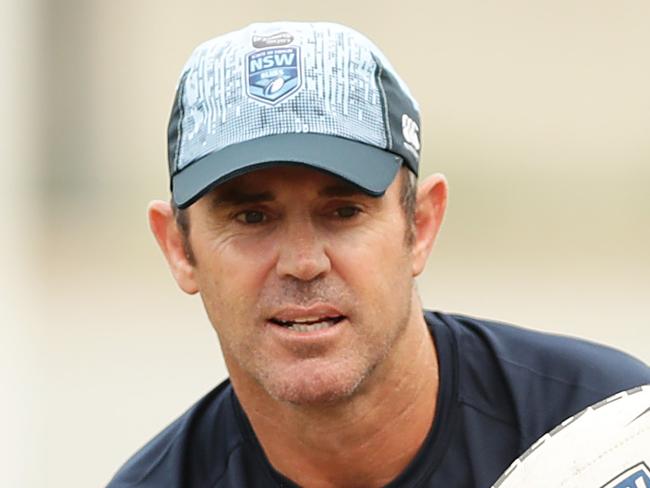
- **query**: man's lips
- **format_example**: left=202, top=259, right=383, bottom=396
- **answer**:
left=267, top=304, right=347, bottom=332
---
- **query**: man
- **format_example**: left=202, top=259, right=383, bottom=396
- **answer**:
left=108, top=22, right=650, bottom=487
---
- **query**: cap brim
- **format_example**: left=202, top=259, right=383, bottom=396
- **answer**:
left=171, top=133, right=402, bottom=208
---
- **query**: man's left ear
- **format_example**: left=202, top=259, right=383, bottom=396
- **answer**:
left=411, top=173, right=448, bottom=276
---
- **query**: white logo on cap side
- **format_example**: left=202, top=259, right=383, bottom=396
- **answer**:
left=402, top=114, right=420, bottom=158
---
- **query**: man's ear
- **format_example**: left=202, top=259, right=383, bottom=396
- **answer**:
left=411, top=173, right=448, bottom=277
left=148, top=200, right=199, bottom=294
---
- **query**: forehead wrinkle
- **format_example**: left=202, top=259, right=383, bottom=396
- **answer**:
left=202, top=169, right=376, bottom=211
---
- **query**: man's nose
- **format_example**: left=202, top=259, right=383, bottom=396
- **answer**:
left=275, top=220, right=331, bottom=281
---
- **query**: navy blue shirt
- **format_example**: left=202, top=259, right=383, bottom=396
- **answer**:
left=108, top=312, right=650, bottom=487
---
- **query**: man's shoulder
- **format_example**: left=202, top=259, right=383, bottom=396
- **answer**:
left=429, top=310, right=649, bottom=390
left=426, top=310, right=650, bottom=444
left=107, top=380, right=242, bottom=488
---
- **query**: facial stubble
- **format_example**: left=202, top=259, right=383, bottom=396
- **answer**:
left=204, top=246, right=415, bottom=407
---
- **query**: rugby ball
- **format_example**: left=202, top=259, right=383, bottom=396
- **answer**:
left=264, top=77, right=285, bottom=95
left=492, top=385, right=650, bottom=488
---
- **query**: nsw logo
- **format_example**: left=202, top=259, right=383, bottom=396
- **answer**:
left=601, top=462, right=650, bottom=488
left=246, top=47, right=302, bottom=105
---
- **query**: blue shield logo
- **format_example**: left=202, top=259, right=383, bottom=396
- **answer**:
left=602, top=463, right=650, bottom=488
left=246, top=46, right=302, bottom=105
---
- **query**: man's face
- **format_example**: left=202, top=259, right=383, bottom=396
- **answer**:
left=185, top=165, right=418, bottom=405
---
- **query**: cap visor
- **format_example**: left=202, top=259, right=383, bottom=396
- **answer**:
left=171, top=133, right=402, bottom=208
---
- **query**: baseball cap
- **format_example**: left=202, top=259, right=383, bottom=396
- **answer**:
left=167, top=22, right=422, bottom=208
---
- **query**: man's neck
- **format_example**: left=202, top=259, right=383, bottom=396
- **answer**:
left=230, top=309, right=439, bottom=488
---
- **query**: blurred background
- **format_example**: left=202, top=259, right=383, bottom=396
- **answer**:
left=2, top=0, right=649, bottom=486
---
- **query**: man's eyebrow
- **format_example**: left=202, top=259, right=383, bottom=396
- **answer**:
left=206, top=183, right=367, bottom=209
left=207, top=190, right=275, bottom=209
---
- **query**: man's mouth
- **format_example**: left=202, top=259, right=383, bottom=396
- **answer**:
left=269, top=315, right=346, bottom=332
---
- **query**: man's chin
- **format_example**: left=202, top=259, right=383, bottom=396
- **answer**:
left=258, top=360, right=370, bottom=407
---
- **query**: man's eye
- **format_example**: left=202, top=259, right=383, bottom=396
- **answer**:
left=235, top=210, right=266, bottom=224
left=335, top=206, right=360, bottom=219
